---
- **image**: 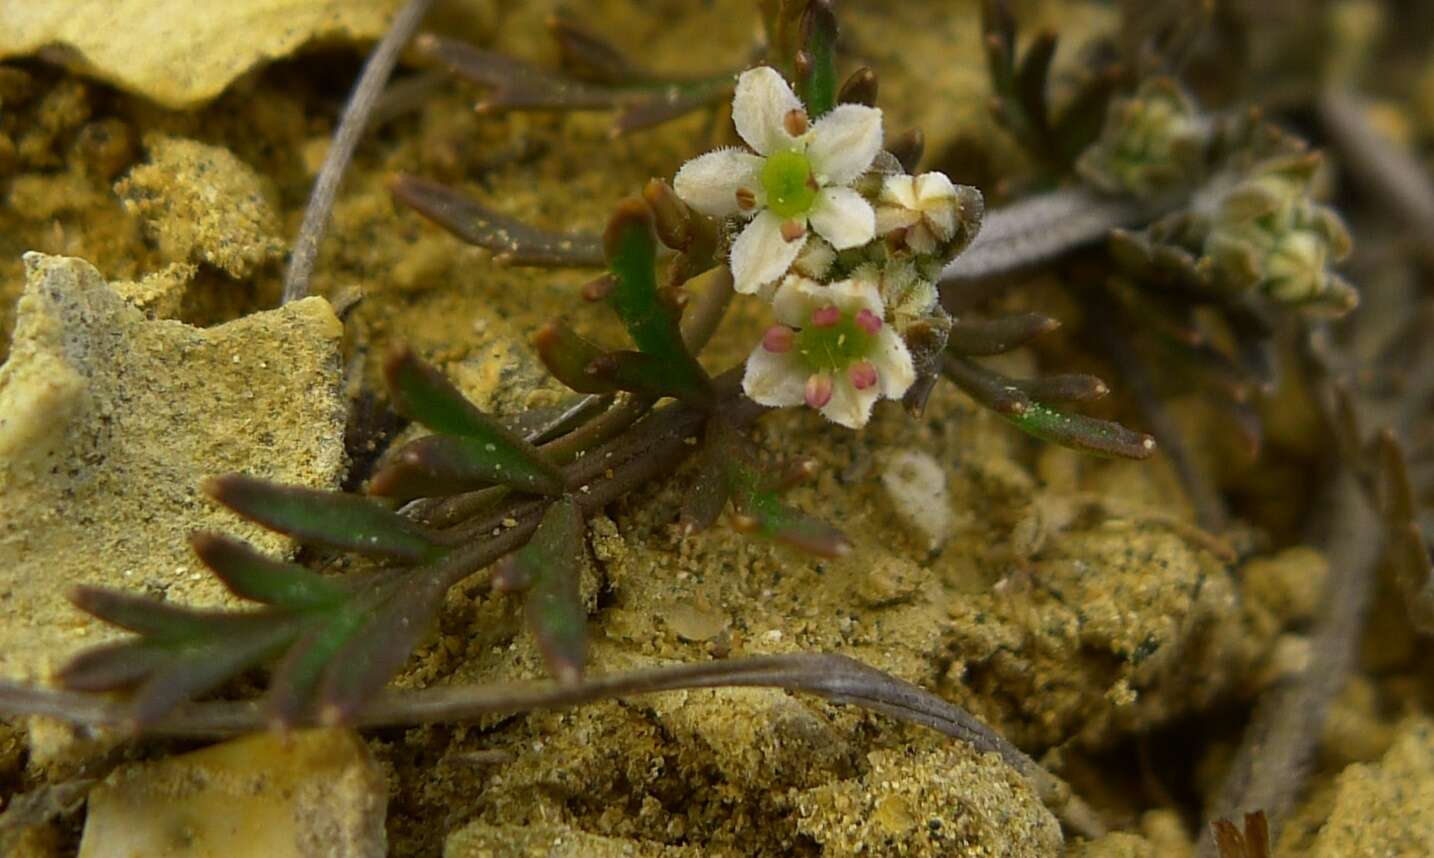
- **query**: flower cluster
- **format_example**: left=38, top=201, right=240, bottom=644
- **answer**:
left=674, top=66, right=980, bottom=428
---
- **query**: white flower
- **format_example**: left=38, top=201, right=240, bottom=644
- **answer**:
left=874, top=171, right=960, bottom=255
left=743, top=275, right=916, bottom=429
left=674, top=66, right=883, bottom=295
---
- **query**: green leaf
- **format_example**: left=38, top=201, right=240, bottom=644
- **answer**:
left=190, top=533, right=346, bottom=609
left=67, top=587, right=218, bottom=642
left=205, top=475, right=445, bottom=563
left=796, top=1, right=838, bottom=117
left=370, top=433, right=566, bottom=501
left=534, top=320, right=622, bottom=395
left=383, top=349, right=566, bottom=495
left=1004, top=403, right=1156, bottom=459
left=602, top=198, right=713, bottom=407
left=317, top=576, right=450, bottom=724
left=267, top=592, right=381, bottom=726
left=501, top=497, right=589, bottom=684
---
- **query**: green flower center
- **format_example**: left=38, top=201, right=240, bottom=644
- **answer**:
left=761, top=149, right=818, bottom=219
left=796, top=312, right=873, bottom=372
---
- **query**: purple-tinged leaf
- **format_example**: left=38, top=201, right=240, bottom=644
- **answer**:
left=266, top=592, right=380, bottom=727
left=941, top=355, right=1033, bottom=415
left=946, top=313, right=1059, bottom=356
left=190, top=533, right=346, bottom=609
left=67, top=588, right=216, bottom=641
left=369, top=433, right=564, bottom=502
left=502, top=497, right=589, bottom=684
left=548, top=15, right=639, bottom=85
left=1005, top=373, right=1109, bottom=403
left=205, top=475, right=445, bottom=563
left=389, top=173, right=604, bottom=268
left=318, top=576, right=450, bottom=724
left=534, top=320, right=621, bottom=396
left=57, top=643, right=176, bottom=692
left=127, top=622, right=297, bottom=728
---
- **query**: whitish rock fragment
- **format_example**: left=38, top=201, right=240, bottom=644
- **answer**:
left=78, top=729, right=385, bottom=858
left=0, top=1, right=404, bottom=109
left=0, top=254, right=346, bottom=683
left=881, top=449, right=951, bottom=550
left=117, top=135, right=284, bottom=277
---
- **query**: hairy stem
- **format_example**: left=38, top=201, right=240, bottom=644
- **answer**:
left=1195, top=468, right=1381, bottom=855
left=940, top=188, right=1156, bottom=285
left=281, top=0, right=436, bottom=304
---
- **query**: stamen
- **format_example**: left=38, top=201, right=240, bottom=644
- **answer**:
left=762, top=325, right=795, bottom=353
left=849, top=361, right=878, bottom=390
left=854, top=308, right=883, bottom=334
left=805, top=373, right=834, bottom=408
left=810, top=305, right=840, bottom=328
left=780, top=219, right=807, bottom=242
left=783, top=108, right=809, bottom=137
left=735, top=187, right=757, bottom=211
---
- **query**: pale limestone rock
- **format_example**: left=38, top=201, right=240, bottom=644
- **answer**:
left=0, top=1, right=404, bottom=109
left=116, top=135, right=283, bottom=277
left=78, top=729, right=385, bottom=858
left=0, top=254, right=345, bottom=684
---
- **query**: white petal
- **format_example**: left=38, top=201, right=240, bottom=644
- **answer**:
left=730, top=211, right=804, bottom=295
left=869, top=328, right=916, bottom=399
left=906, top=224, right=937, bottom=255
left=879, top=174, right=918, bottom=210
left=771, top=274, right=824, bottom=327
left=912, top=171, right=957, bottom=205
left=732, top=66, right=802, bottom=156
left=821, top=377, right=881, bottom=429
left=806, top=104, right=883, bottom=186
left=809, top=187, right=875, bottom=250
left=673, top=148, right=763, bottom=218
left=825, top=277, right=884, bottom=318
left=875, top=205, right=921, bottom=236
left=742, top=344, right=808, bottom=407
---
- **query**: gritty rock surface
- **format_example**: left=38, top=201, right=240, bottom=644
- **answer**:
left=0, top=254, right=345, bottom=684
left=0, top=1, right=405, bottom=109
left=78, top=729, right=386, bottom=858
left=794, top=736, right=1063, bottom=857
left=116, top=134, right=284, bottom=277
left=445, top=822, right=697, bottom=858
left=1279, top=717, right=1434, bottom=856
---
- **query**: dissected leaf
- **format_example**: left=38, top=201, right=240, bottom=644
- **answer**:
left=205, top=475, right=445, bottom=563
left=190, top=533, right=346, bottom=609
left=318, top=576, right=451, bottom=723
left=389, top=173, right=604, bottom=267
left=500, top=497, right=589, bottom=684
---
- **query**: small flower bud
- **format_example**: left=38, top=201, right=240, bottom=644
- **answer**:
left=854, top=308, right=883, bottom=334
left=848, top=361, right=879, bottom=390
left=783, top=108, right=810, bottom=137
left=805, top=373, right=834, bottom=408
left=762, top=325, right=796, bottom=353
left=810, top=305, right=841, bottom=328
